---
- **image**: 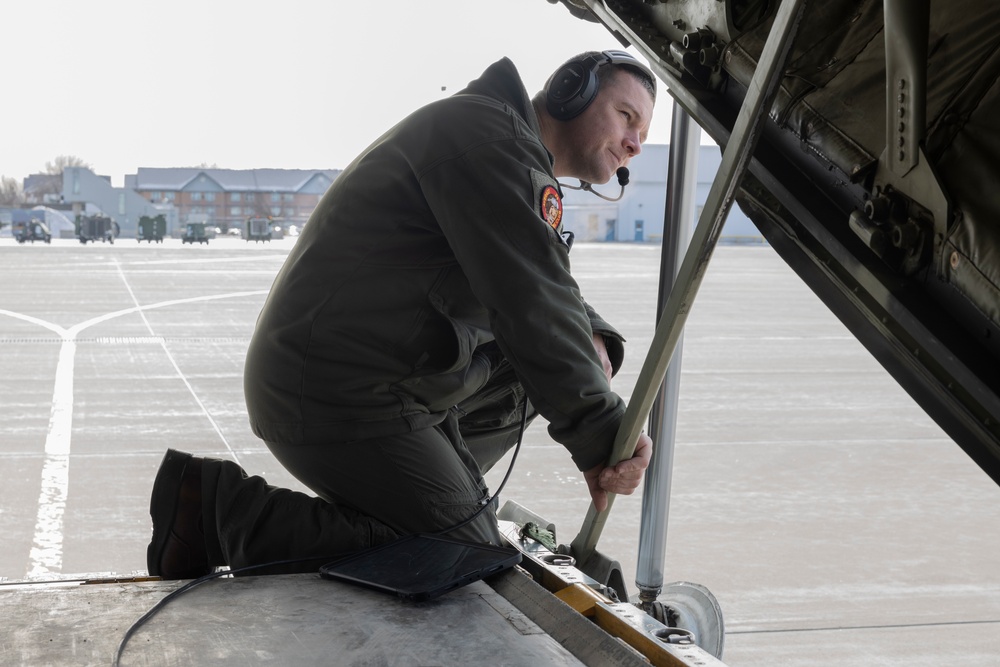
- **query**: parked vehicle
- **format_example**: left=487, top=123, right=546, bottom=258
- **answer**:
left=243, top=216, right=272, bottom=243
left=76, top=215, right=118, bottom=244
left=137, top=215, right=167, bottom=243
left=12, top=219, right=52, bottom=244
left=181, top=222, right=209, bottom=245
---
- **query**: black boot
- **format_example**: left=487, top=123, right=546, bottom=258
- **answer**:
left=147, top=449, right=213, bottom=579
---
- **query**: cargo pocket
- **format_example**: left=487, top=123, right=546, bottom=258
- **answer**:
left=455, top=360, right=526, bottom=435
left=424, top=487, right=501, bottom=545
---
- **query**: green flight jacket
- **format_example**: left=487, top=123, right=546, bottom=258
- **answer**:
left=244, top=58, right=627, bottom=472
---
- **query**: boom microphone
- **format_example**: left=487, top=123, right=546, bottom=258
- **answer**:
left=560, top=167, right=630, bottom=202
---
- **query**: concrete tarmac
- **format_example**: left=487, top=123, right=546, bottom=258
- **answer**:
left=1, top=236, right=998, bottom=666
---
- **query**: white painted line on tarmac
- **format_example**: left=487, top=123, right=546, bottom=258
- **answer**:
left=121, top=255, right=288, bottom=267
left=113, top=260, right=250, bottom=465
left=26, top=340, right=75, bottom=578
left=0, top=309, right=68, bottom=336
left=1, top=287, right=267, bottom=577
left=0, top=309, right=72, bottom=577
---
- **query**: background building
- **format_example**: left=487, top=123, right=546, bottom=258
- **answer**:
left=559, top=144, right=758, bottom=243
left=57, top=167, right=176, bottom=239
left=127, top=168, right=341, bottom=234
left=8, top=145, right=757, bottom=243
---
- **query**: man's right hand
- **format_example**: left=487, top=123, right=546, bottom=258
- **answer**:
left=582, top=431, right=653, bottom=512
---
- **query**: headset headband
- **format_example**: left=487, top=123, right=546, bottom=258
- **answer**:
left=546, top=49, right=656, bottom=121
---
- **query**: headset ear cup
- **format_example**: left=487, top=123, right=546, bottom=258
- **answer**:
left=546, top=61, right=600, bottom=121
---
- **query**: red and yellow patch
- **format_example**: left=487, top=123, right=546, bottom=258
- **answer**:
left=540, top=185, right=563, bottom=231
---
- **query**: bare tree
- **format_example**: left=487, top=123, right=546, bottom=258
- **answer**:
left=0, top=176, right=24, bottom=206
left=44, top=155, right=92, bottom=175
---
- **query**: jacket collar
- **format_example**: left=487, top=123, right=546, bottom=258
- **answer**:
left=458, top=58, right=541, bottom=137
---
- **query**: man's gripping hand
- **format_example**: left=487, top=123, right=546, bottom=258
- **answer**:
left=583, top=431, right=653, bottom=512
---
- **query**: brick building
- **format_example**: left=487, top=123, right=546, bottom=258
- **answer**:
left=126, top=168, right=340, bottom=232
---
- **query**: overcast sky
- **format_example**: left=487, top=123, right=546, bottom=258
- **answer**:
left=4, top=0, right=691, bottom=186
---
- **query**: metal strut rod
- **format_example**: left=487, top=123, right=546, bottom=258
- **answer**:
left=570, top=0, right=810, bottom=566
left=634, top=100, right=699, bottom=603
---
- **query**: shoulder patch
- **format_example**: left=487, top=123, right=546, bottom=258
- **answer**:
left=529, top=169, right=564, bottom=236
left=540, top=185, right=563, bottom=231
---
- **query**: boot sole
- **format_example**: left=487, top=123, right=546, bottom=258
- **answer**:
left=146, top=449, right=192, bottom=577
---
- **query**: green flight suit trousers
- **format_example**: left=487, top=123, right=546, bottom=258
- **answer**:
left=202, top=363, right=534, bottom=574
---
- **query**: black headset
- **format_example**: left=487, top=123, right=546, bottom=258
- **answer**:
left=545, top=49, right=656, bottom=121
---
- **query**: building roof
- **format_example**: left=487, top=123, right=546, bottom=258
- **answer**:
left=22, top=173, right=61, bottom=194
left=132, top=168, right=340, bottom=193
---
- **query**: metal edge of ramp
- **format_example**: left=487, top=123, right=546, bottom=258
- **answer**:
left=494, top=518, right=728, bottom=667
left=489, top=567, right=727, bottom=667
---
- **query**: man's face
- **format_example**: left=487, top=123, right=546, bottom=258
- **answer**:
left=554, top=69, right=654, bottom=184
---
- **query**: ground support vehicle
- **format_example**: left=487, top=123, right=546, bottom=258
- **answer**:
left=12, top=219, right=51, bottom=244
left=75, top=215, right=118, bottom=244
left=181, top=222, right=210, bottom=244
left=243, top=216, right=273, bottom=243
left=137, top=215, right=166, bottom=243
